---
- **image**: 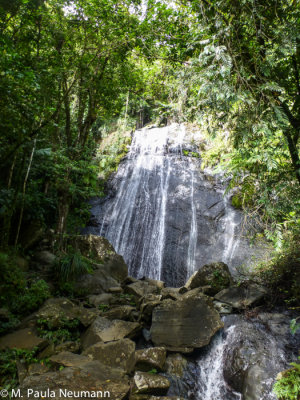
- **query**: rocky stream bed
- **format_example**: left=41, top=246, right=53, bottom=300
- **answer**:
left=0, top=235, right=299, bottom=400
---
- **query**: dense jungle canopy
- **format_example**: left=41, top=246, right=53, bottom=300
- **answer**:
left=0, top=0, right=299, bottom=248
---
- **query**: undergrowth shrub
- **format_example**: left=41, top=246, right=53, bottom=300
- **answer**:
left=273, top=361, right=300, bottom=400
left=255, top=240, right=300, bottom=307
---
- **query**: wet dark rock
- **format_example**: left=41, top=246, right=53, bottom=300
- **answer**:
left=150, top=294, right=223, bottom=350
left=135, top=347, right=167, bottom=371
left=223, top=315, right=290, bottom=400
left=185, top=262, right=233, bottom=295
left=214, top=283, right=267, bottom=309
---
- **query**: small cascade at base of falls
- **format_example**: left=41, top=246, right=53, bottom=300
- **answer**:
left=170, top=314, right=298, bottom=400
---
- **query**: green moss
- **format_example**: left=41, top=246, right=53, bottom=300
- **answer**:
left=231, top=194, right=243, bottom=209
left=273, top=364, right=300, bottom=400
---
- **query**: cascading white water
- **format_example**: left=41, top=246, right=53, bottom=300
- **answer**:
left=187, top=161, right=197, bottom=277
left=89, top=123, right=255, bottom=286
left=223, top=195, right=241, bottom=265
left=196, top=326, right=242, bottom=400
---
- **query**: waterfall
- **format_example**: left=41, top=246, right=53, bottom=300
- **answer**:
left=187, top=161, right=197, bottom=277
left=196, top=326, right=242, bottom=400
left=223, top=195, right=241, bottom=265
left=194, top=315, right=291, bottom=400
left=88, top=124, right=258, bottom=286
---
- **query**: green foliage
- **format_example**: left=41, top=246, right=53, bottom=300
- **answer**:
left=0, top=251, right=50, bottom=318
left=11, top=279, right=50, bottom=314
left=98, top=304, right=110, bottom=312
left=290, top=318, right=300, bottom=335
left=273, top=362, right=300, bottom=400
left=148, top=368, right=158, bottom=374
left=37, top=318, right=81, bottom=344
left=0, top=347, right=39, bottom=390
left=255, top=240, right=300, bottom=306
left=53, top=249, right=92, bottom=282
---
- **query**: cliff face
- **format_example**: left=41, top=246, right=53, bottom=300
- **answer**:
left=85, top=124, right=268, bottom=287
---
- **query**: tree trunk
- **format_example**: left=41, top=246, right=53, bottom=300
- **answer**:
left=15, top=139, right=37, bottom=246
left=283, top=129, right=300, bottom=184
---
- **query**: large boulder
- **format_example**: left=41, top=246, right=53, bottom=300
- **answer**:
left=214, top=283, right=267, bottom=309
left=150, top=293, right=223, bottom=351
left=81, top=316, right=141, bottom=349
left=125, top=281, right=159, bottom=301
left=50, top=352, right=90, bottom=368
left=71, top=234, right=128, bottom=281
left=20, top=360, right=130, bottom=400
left=131, top=372, right=170, bottom=396
left=135, top=347, right=167, bottom=372
left=76, top=267, right=121, bottom=295
left=185, top=262, right=233, bottom=295
left=223, top=315, right=288, bottom=400
left=83, top=338, right=136, bottom=373
left=35, top=298, right=98, bottom=328
left=88, top=293, right=114, bottom=307
left=103, top=305, right=137, bottom=321
left=0, top=328, right=47, bottom=350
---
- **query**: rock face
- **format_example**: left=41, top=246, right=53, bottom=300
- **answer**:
left=131, top=371, right=170, bottom=395
left=0, top=328, right=47, bottom=350
left=214, top=284, right=267, bottom=309
left=184, top=262, right=233, bottom=295
left=81, top=316, right=141, bottom=349
left=150, top=294, right=223, bottom=351
left=85, top=125, right=268, bottom=286
left=83, top=339, right=136, bottom=373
